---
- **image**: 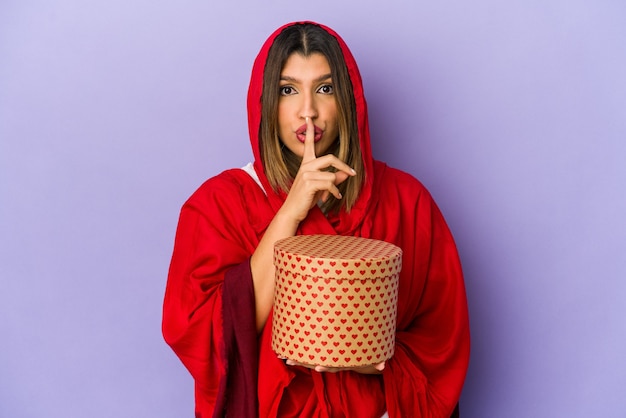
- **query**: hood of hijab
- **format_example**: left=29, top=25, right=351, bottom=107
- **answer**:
left=247, top=21, right=376, bottom=235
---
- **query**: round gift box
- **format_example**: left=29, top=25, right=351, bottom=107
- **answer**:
left=271, top=234, right=402, bottom=367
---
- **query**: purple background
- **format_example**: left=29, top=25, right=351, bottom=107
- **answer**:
left=1, top=1, right=625, bottom=417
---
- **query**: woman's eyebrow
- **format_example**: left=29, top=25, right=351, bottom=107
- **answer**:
left=279, top=73, right=333, bottom=83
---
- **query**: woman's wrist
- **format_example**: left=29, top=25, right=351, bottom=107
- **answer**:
left=274, top=205, right=304, bottom=231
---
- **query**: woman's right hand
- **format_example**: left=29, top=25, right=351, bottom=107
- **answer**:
left=279, top=116, right=356, bottom=223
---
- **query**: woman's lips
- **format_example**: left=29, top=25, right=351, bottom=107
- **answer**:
left=296, top=124, right=323, bottom=142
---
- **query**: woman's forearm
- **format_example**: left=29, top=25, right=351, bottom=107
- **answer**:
left=250, top=208, right=300, bottom=333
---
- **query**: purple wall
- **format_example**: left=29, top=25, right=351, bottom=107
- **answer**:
left=1, top=1, right=625, bottom=417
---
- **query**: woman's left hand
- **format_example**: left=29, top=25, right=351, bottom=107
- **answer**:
left=283, top=358, right=385, bottom=375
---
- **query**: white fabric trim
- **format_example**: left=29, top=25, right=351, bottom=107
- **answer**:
left=240, top=162, right=267, bottom=195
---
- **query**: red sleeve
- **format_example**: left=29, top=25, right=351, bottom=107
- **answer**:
left=381, top=178, right=470, bottom=418
left=161, top=173, right=262, bottom=417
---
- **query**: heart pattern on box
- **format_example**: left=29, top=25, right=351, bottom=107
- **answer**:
left=271, top=235, right=402, bottom=368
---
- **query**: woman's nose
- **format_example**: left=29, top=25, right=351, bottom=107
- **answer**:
left=299, top=92, right=318, bottom=119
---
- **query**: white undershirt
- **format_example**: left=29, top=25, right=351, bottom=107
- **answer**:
left=241, top=162, right=266, bottom=195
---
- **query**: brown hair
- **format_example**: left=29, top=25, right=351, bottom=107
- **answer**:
left=259, top=23, right=364, bottom=213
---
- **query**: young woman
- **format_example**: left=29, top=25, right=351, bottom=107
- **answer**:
left=162, top=21, right=470, bottom=418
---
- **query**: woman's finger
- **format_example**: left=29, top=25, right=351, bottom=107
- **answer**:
left=285, top=360, right=385, bottom=375
left=301, top=116, right=317, bottom=164
left=298, top=172, right=344, bottom=200
left=303, top=153, right=356, bottom=181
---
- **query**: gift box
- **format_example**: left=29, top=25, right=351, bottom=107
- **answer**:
left=271, top=234, right=402, bottom=367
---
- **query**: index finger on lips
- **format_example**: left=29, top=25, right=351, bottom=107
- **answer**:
left=301, top=116, right=317, bottom=164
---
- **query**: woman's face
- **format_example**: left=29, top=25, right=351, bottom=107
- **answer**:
left=277, top=52, right=339, bottom=157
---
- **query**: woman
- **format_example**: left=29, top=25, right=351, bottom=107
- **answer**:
left=162, top=21, right=470, bottom=418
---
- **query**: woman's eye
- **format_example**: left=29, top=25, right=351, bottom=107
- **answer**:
left=280, top=86, right=295, bottom=96
left=318, top=84, right=334, bottom=94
